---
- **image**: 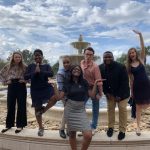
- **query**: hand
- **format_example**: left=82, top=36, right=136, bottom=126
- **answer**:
left=115, top=96, right=121, bottom=102
left=106, top=93, right=111, bottom=100
left=19, top=79, right=26, bottom=83
left=96, top=94, right=101, bottom=100
left=133, top=30, right=141, bottom=35
left=6, top=80, right=11, bottom=85
left=35, top=63, right=40, bottom=73
left=3, top=80, right=11, bottom=85
left=95, top=79, right=106, bottom=85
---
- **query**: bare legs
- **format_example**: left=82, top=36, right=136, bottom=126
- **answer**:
left=69, top=130, right=92, bottom=150
left=81, top=131, right=92, bottom=150
left=44, top=96, right=58, bottom=113
left=136, top=104, right=142, bottom=135
left=69, top=131, right=77, bottom=150
left=34, top=95, right=58, bottom=136
left=136, top=104, right=150, bottom=135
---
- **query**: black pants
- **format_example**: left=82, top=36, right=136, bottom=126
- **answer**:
left=6, top=82, right=27, bottom=128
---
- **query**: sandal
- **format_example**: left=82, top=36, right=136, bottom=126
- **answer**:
left=15, top=128, right=23, bottom=134
left=136, top=128, right=141, bottom=136
left=1, top=128, right=11, bottom=133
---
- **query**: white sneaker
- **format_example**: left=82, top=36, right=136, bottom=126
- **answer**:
left=92, top=129, right=96, bottom=136
left=77, top=131, right=83, bottom=136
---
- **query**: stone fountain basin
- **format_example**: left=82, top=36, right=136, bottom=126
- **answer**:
left=27, top=97, right=131, bottom=124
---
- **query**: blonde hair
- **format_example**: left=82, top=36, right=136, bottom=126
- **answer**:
left=8, top=51, right=26, bottom=73
left=126, top=48, right=142, bottom=75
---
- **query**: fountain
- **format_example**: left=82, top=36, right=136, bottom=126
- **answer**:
left=71, top=34, right=91, bottom=54
left=59, top=35, right=100, bottom=68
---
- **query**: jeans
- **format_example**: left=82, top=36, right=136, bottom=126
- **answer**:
left=85, top=97, right=100, bottom=129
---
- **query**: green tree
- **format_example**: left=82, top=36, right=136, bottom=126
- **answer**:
left=116, top=53, right=127, bottom=65
left=7, top=49, right=49, bottom=65
left=0, top=59, right=7, bottom=70
left=52, top=61, right=59, bottom=76
left=21, top=49, right=33, bottom=65
left=145, top=64, right=150, bottom=76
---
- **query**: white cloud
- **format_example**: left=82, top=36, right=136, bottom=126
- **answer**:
left=0, top=0, right=149, bottom=65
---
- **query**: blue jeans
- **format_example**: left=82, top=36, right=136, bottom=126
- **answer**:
left=85, top=97, right=100, bottom=129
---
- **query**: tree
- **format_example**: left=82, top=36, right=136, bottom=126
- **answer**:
left=116, top=52, right=150, bottom=76
left=116, top=53, right=127, bottom=65
left=0, top=59, right=7, bottom=70
left=21, top=49, right=33, bottom=65
left=7, top=49, right=49, bottom=65
left=52, top=61, right=59, bottom=76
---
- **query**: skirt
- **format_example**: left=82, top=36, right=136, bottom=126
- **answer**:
left=31, top=84, right=54, bottom=107
left=64, top=99, right=91, bottom=132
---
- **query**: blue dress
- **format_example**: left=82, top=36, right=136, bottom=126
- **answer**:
left=25, top=63, right=54, bottom=107
left=131, top=64, right=150, bottom=104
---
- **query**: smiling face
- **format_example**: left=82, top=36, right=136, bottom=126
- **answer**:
left=71, top=66, right=82, bottom=77
left=34, top=51, right=43, bottom=64
left=103, top=52, right=114, bottom=65
left=128, top=48, right=137, bottom=61
left=13, top=53, right=22, bottom=64
left=84, top=49, right=94, bottom=62
left=63, top=57, right=71, bottom=70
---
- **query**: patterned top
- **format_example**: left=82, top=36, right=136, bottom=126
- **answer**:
left=0, top=64, right=26, bottom=84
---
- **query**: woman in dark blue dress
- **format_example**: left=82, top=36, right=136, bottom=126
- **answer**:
left=25, top=49, right=57, bottom=136
left=127, top=30, right=150, bottom=136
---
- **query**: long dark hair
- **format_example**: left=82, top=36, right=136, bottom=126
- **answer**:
left=64, top=65, right=88, bottom=95
left=69, top=65, right=84, bottom=83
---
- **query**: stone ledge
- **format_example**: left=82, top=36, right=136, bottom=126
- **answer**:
left=0, top=125, right=150, bottom=150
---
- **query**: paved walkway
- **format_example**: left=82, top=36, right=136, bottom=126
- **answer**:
left=0, top=125, right=150, bottom=150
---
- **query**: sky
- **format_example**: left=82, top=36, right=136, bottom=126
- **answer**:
left=0, top=0, right=150, bottom=65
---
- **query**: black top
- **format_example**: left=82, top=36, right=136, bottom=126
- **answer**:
left=24, top=63, right=54, bottom=107
left=24, top=63, right=53, bottom=90
left=63, top=79, right=89, bottom=101
left=99, top=61, right=130, bottom=100
left=131, top=63, right=150, bottom=103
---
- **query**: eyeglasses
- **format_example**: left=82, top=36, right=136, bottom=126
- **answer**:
left=104, top=56, right=113, bottom=58
left=85, top=53, right=93, bottom=56
left=63, top=61, right=70, bottom=64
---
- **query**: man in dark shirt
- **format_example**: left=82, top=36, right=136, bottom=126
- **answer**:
left=99, top=51, right=130, bottom=140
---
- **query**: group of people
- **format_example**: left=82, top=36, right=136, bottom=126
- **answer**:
left=0, top=30, right=150, bottom=150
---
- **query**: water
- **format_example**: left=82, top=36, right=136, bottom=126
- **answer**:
left=56, top=96, right=107, bottom=108
left=0, top=88, right=107, bottom=108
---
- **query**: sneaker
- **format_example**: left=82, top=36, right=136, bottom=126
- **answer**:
left=92, top=129, right=96, bottom=136
left=118, top=132, right=125, bottom=140
left=77, top=131, right=83, bottom=136
left=59, top=130, right=66, bottom=139
left=38, top=128, right=44, bottom=136
left=107, top=128, right=114, bottom=137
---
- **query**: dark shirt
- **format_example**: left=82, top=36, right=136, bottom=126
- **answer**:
left=24, top=63, right=53, bottom=90
left=99, top=61, right=130, bottom=100
left=63, top=79, right=89, bottom=101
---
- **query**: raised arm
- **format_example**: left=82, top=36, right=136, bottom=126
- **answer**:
left=133, top=30, right=145, bottom=63
left=89, top=79, right=105, bottom=99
